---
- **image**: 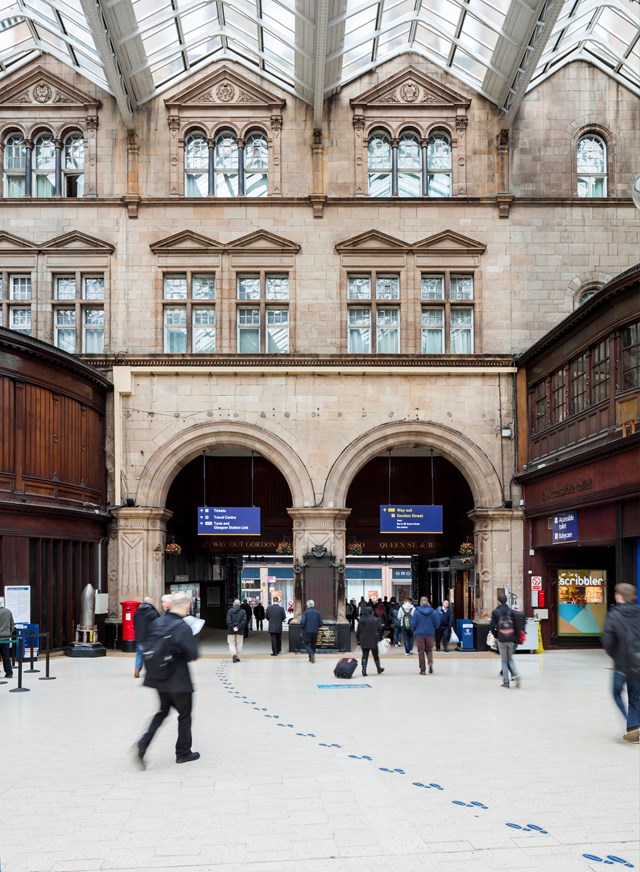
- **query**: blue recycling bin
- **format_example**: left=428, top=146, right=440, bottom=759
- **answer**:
left=456, top=619, right=474, bottom=651
left=14, top=623, right=40, bottom=659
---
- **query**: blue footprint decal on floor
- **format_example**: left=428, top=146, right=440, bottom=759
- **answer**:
left=319, top=743, right=342, bottom=748
left=453, top=800, right=488, bottom=809
left=348, top=754, right=372, bottom=761
left=379, top=767, right=405, bottom=774
left=583, top=856, right=634, bottom=868
left=506, top=823, right=549, bottom=834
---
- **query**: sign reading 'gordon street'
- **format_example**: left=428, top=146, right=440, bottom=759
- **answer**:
left=198, top=506, right=261, bottom=536
left=552, top=511, right=578, bottom=543
left=380, top=505, right=443, bottom=534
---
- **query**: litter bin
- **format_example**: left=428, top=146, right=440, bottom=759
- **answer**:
left=14, top=623, right=40, bottom=659
left=456, top=619, right=474, bottom=651
left=473, top=621, right=492, bottom=652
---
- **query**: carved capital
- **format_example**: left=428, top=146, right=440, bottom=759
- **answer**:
left=86, top=115, right=99, bottom=131
left=270, top=115, right=283, bottom=130
left=309, top=193, right=327, bottom=218
left=456, top=115, right=468, bottom=131
left=168, top=115, right=181, bottom=131
left=352, top=115, right=365, bottom=131
left=121, top=193, right=141, bottom=218
left=496, top=193, right=513, bottom=218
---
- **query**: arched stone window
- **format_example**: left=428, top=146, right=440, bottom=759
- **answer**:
left=577, top=134, right=607, bottom=197
left=368, top=130, right=392, bottom=197
left=243, top=130, right=268, bottom=197
left=33, top=131, right=56, bottom=197
left=3, top=132, right=26, bottom=196
left=214, top=130, right=239, bottom=196
left=62, top=131, right=84, bottom=197
left=184, top=129, right=209, bottom=197
left=397, top=131, right=421, bottom=197
left=427, top=131, right=452, bottom=197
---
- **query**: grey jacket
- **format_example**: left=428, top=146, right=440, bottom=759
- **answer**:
left=0, top=606, right=15, bottom=639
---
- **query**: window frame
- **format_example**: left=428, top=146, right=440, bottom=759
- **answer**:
left=162, top=270, right=217, bottom=354
left=0, top=271, right=33, bottom=335
left=576, top=132, right=608, bottom=198
left=235, top=270, right=290, bottom=353
left=346, top=271, right=401, bottom=354
left=420, top=271, right=475, bottom=354
left=51, top=272, right=106, bottom=354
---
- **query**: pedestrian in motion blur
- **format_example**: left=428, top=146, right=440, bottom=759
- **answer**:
left=602, top=582, right=640, bottom=744
left=411, top=596, right=440, bottom=675
left=253, top=600, right=265, bottom=632
left=490, top=592, right=520, bottom=689
left=435, top=599, right=453, bottom=652
left=133, top=596, right=159, bottom=679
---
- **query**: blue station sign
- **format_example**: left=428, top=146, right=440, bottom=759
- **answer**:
left=198, top=506, right=261, bottom=536
left=552, top=511, right=578, bottom=543
left=380, top=505, right=443, bottom=534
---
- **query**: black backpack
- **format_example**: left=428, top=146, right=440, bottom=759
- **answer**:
left=496, top=609, right=516, bottom=643
left=513, top=609, right=526, bottom=641
left=143, top=620, right=176, bottom=680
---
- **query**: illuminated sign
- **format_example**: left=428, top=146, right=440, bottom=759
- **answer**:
left=380, top=505, right=443, bottom=534
left=198, top=507, right=261, bottom=536
left=552, top=512, right=578, bottom=543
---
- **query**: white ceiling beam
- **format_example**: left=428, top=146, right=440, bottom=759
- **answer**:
left=312, top=0, right=330, bottom=128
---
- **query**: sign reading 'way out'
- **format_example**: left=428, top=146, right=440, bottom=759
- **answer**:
left=380, top=505, right=443, bottom=534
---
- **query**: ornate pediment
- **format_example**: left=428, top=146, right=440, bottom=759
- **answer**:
left=350, top=66, right=471, bottom=113
left=150, top=231, right=224, bottom=255
left=335, top=230, right=410, bottom=254
left=0, top=66, right=101, bottom=112
left=164, top=64, right=286, bottom=114
left=0, top=231, right=37, bottom=252
left=42, top=232, right=114, bottom=254
left=413, top=230, right=486, bottom=255
left=227, top=230, right=300, bottom=254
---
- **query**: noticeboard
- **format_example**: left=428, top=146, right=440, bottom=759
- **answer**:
left=198, top=506, right=261, bottom=535
left=380, top=505, right=443, bottom=534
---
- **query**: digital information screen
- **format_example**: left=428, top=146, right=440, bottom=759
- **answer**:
left=198, top=506, right=261, bottom=536
left=380, top=505, right=443, bottom=534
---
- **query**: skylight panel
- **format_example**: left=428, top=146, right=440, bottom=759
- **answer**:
left=181, top=4, right=219, bottom=43
left=224, top=5, right=259, bottom=42
left=187, top=35, right=223, bottom=65
left=451, top=47, right=486, bottom=85
left=0, top=19, right=32, bottom=54
left=413, top=23, right=451, bottom=62
left=381, top=0, right=415, bottom=27
left=418, top=0, right=461, bottom=39
left=263, top=32, right=295, bottom=67
left=377, top=23, right=412, bottom=56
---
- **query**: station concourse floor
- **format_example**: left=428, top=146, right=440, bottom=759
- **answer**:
left=1, top=634, right=638, bottom=872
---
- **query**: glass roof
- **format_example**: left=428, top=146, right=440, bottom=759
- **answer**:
left=0, top=0, right=638, bottom=124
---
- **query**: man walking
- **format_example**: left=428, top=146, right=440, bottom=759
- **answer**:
left=435, top=599, right=453, bottom=652
left=490, top=592, right=520, bottom=688
left=602, top=583, right=640, bottom=744
left=133, top=596, right=159, bottom=678
left=0, top=600, right=15, bottom=678
left=398, top=596, right=415, bottom=655
left=300, top=599, right=323, bottom=663
left=265, top=596, right=286, bottom=655
left=411, top=596, right=440, bottom=675
left=253, top=600, right=265, bottom=632
left=226, top=599, right=247, bottom=662
left=356, top=606, right=385, bottom=676
left=134, top=592, right=199, bottom=767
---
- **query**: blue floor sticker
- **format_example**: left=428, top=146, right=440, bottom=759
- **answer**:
left=583, top=856, right=634, bottom=867
left=316, top=684, right=372, bottom=689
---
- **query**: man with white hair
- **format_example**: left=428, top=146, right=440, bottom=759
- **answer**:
left=226, top=598, right=247, bottom=663
left=133, top=592, right=199, bottom=767
left=132, top=596, right=158, bottom=679
left=299, top=599, right=323, bottom=663
left=161, top=594, right=172, bottom=612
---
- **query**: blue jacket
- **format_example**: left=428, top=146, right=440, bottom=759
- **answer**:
left=300, top=607, right=323, bottom=635
left=411, top=605, right=441, bottom=637
left=436, top=606, right=453, bottom=629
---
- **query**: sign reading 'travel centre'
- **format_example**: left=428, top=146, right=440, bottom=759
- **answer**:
left=198, top=507, right=261, bottom=536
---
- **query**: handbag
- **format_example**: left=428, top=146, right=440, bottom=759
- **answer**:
left=486, top=630, right=497, bottom=649
left=377, top=638, right=390, bottom=655
left=449, top=628, right=459, bottom=646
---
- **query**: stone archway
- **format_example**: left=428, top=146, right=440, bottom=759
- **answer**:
left=324, top=420, right=503, bottom=509
left=136, top=421, right=315, bottom=509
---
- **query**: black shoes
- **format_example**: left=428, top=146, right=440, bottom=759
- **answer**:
left=232, top=655, right=240, bottom=663
left=428, top=664, right=433, bottom=674
left=270, top=653, right=277, bottom=656
left=501, top=682, right=510, bottom=688
left=362, top=670, right=367, bottom=677
left=309, top=654, right=315, bottom=663
left=131, top=742, right=146, bottom=770
left=377, top=667, right=385, bottom=675
left=176, top=751, right=200, bottom=764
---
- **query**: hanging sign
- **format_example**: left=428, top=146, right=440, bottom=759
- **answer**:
left=380, top=505, right=443, bottom=534
left=552, top=511, right=578, bottom=543
left=198, top=506, right=261, bottom=535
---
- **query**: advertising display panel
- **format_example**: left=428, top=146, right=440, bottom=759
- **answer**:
left=557, top=569, right=607, bottom=636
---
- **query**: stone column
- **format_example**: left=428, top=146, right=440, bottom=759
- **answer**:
left=468, top=507, right=523, bottom=619
left=287, top=507, right=351, bottom=620
left=110, top=507, right=173, bottom=617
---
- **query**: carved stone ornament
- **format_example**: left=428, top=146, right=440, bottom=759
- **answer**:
left=14, top=92, right=30, bottom=104
left=216, top=82, right=236, bottom=102
left=270, top=115, right=283, bottom=130
left=353, top=114, right=365, bottom=130
left=400, top=81, right=420, bottom=102
left=53, top=91, right=74, bottom=104
left=168, top=115, right=181, bottom=130
left=33, top=82, right=53, bottom=103
left=379, top=91, right=400, bottom=104
left=310, top=544, right=328, bottom=559
left=194, top=90, right=215, bottom=104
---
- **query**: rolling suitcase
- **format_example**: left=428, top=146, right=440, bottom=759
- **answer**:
left=334, top=657, right=358, bottom=678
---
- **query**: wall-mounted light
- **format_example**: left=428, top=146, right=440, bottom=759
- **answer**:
left=501, top=426, right=513, bottom=438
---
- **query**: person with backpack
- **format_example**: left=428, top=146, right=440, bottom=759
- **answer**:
left=398, top=597, right=415, bottom=655
left=132, top=596, right=159, bottom=679
left=226, top=599, right=247, bottom=662
left=133, top=592, right=200, bottom=767
left=602, top=582, right=640, bottom=744
left=356, top=606, right=385, bottom=677
left=489, top=592, right=520, bottom=688
left=389, top=601, right=401, bottom=647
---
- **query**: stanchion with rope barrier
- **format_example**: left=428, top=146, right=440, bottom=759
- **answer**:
left=38, top=632, right=56, bottom=681
left=9, top=631, right=29, bottom=693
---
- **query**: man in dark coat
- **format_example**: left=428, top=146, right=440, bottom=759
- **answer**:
left=265, top=596, right=286, bottom=655
left=299, top=599, right=323, bottom=663
left=0, top=602, right=15, bottom=679
left=134, top=592, right=199, bottom=767
left=356, top=606, right=385, bottom=677
left=411, top=596, right=441, bottom=675
left=226, top=599, right=247, bottom=662
left=253, top=601, right=265, bottom=631
left=241, top=599, right=252, bottom=636
left=602, top=582, right=640, bottom=744
left=489, top=592, right=520, bottom=688
left=133, top=596, right=159, bottom=678
left=435, top=599, right=453, bottom=652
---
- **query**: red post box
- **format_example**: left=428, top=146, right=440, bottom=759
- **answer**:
left=120, top=600, right=141, bottom=652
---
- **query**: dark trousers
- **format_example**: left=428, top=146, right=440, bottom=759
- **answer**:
left=140, top=691, right=193, bottom=758
left=416, top=636, right=434, bottom=673
left=301, top=631, right=317, bottom=658
left=270, top=632, right=282, bottom=654
left=435, top=626, right=452, bottom=651
left=256, top=619, right=264, bottom=631
left=361, top=647, right=381, bottom=673
left=0, top=641, right=13, bottom=676
left=627, top=679, right=640, bottom=731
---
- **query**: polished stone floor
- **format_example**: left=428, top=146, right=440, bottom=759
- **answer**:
left=1, top=638, right=638, bottom=872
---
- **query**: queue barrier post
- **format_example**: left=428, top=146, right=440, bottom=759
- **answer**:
left=38, top=632, right=56, bottom=681
left=9, top=631, right=30, bottom=693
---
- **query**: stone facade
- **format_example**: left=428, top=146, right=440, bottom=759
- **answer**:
left=0, top=53, right=637, bottom=621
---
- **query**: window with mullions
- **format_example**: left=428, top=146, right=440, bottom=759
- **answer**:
left=570, top=353, right=589, bottom=414
left=347, top=273, right=400, bottom=353
left=592, top=339, right=610, bottom=404
left=3, top=132, right=26, bottom=196
left=162, top=272, right=216, bottom=353
left=427, top=132, right=452, bottom=197
left=236, top=273, right=289, bottom=353
left=52, top=274, right=105, bottom=353
left=577, top=134, right=607, bottom=198
left=551, top=368, right=567, bottom=423
left=421, top=274, right=473, bottom=353
left=2, top=130, right=84, bottom=198
left=0, top=273, right=32, bottom=335
left=186, top=129, right=269, bottom=197
left=368, top=130, right=452, bottom=198
left=532, top=381, right=548, bottom=432
left=621, top=321, right=640, bottom=390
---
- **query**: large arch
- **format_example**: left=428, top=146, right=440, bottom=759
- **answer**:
left=135, top=421, right=315, bottom=509
left=324, top=421, right=503, bottom=509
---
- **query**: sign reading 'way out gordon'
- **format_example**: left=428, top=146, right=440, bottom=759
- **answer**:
left=198, top=506, right=261, bottom=536
left=380, top=505, right=443, bottom=534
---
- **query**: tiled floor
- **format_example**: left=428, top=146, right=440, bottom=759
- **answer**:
left=1, top=638, right=638, bottom=872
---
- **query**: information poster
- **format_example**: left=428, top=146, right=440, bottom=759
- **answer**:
left=380, top=505, right=443, bottom=534
left=557, top=569, right=607, bottom=636
left=4, top=585, right=31, bottom=623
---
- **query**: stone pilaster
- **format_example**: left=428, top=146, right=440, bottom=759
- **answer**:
left=110, top=507, right=173, bottom=616
left=468, top=507, right=524, bottom=619
left=288, top=507, right=351, bottom=620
